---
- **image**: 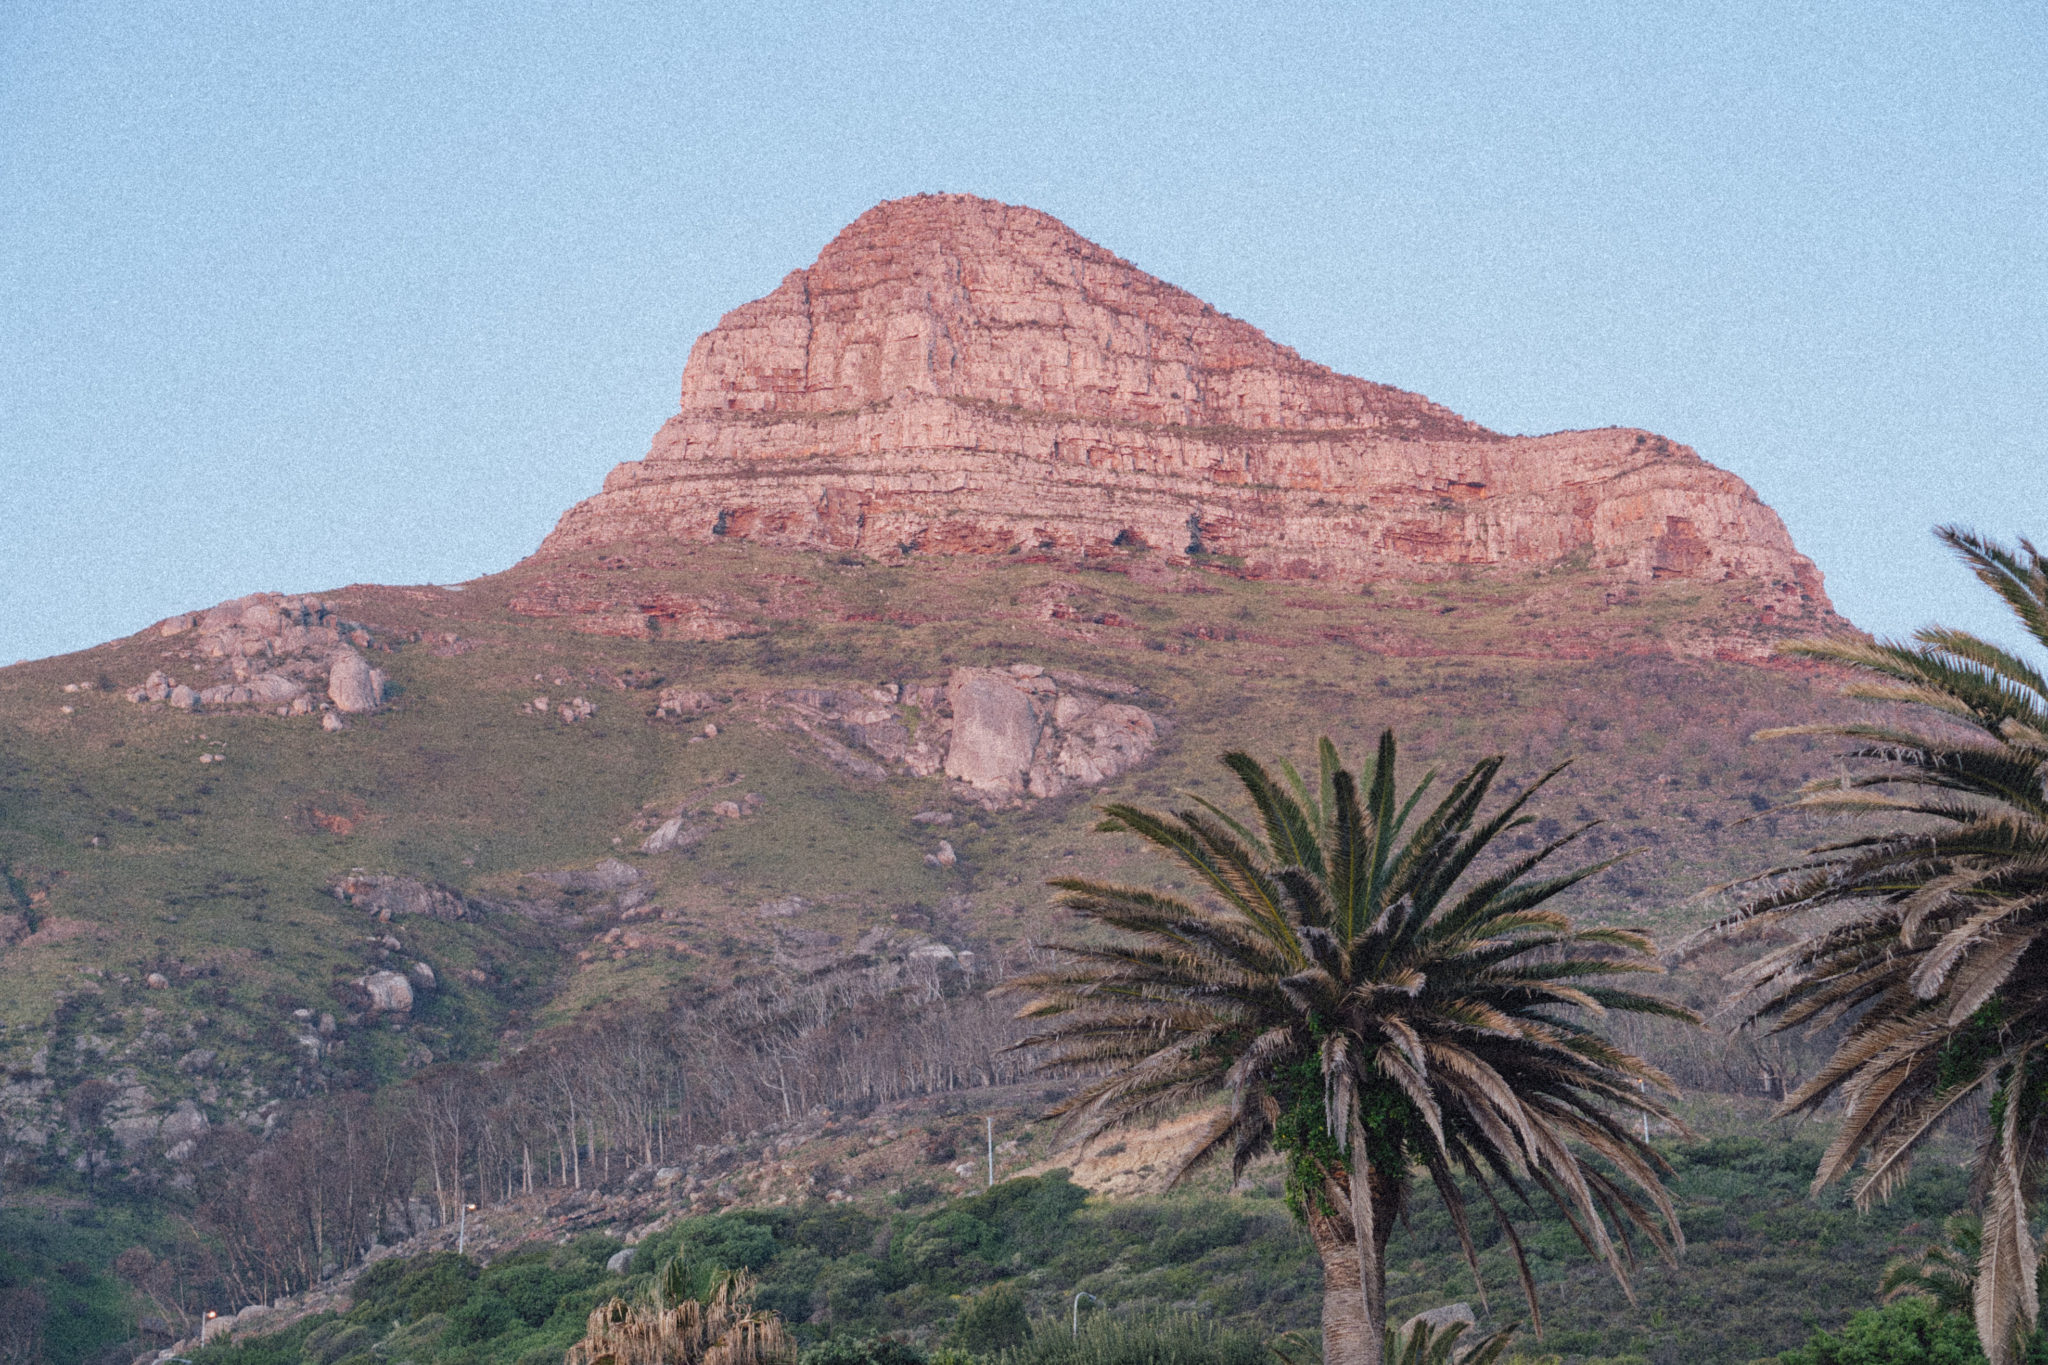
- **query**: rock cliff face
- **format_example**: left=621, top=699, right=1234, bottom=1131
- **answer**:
left=541, top=194, right=1829, bottom=612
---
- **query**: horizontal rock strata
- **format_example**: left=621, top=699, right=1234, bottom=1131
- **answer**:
left=542, top=194, right=1831, bottom=616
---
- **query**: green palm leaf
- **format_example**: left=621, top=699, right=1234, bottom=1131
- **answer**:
left=1005, top=731, right=1693, bottom=1365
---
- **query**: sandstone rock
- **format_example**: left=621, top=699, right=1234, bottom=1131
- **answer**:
left=321, top=711, right=346, bottom=732
left=1400, top=1303, right=1477, bottom=1336
left=331, top=874, right=470, bottom=922
left=359, top=970, right=413, bottom=1013
left=590, top=857, right=639, bottom=890
left=543, top=858, right=642, bottom=893
left=110, top=1113, right=160, bottom=1152
left=655, top=687, right=717, bottom=715
left=145, top=972, right=169, bottom=989
left=161, top=1101, right=208, bottom=1148
left=923, top=840, right=957, bottom=868
left=641, top=815, right=700, bottom=854
left=538, top=195, right=1834, bottom=621
left=408, top=961, right=437, bottom=991
left=327, top=649, right=382, bottom=713
left=243, top=673, right=304, bottom=704
left=944, top=668, right=1040, bottom=794
left=606, top=1248, right=636, bottom=1273
left=168, top=685, right=198, bottom=711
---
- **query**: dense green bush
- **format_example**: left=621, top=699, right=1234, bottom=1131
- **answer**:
left=1777, top=1297, right=1985, bottom=1365
left=801, top=1334, right=931, bottom=1365
left=348, top=1251, right=479, bottom=1322
left=949, top=1285, right=1031, bottom=1352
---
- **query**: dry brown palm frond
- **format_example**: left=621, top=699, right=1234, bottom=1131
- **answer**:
left=566, top=1270, right=793, bottom=1365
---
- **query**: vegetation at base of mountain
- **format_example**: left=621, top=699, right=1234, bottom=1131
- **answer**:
left=1009, top=732, right=1692, bottom=1364
left=0, top=1204, right=152, bottom=1365
left=1710, top=529, right=2048, bottom=1365
left=182, top=1140, right=1978, bottom=1365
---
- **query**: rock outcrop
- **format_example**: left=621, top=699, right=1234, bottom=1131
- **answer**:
left=126, top=592, right=384, bottom=716
left=765, top=664, right=1160, bottom=801
left=541, top=194, right=1831, bottom=615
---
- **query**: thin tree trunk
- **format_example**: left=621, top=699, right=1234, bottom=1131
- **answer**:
left=1309, top=1200, right=1373, bottom=1365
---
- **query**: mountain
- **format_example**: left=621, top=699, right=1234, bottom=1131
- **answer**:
left=0, top=196, right=1866, bottom=1364
left=545, top=194, right=1830, bottom=618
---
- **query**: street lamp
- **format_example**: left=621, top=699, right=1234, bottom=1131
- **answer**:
left=457, top=1202, right=478, bottom=1254
left=1072, top=1292, right=1099, bottom=1338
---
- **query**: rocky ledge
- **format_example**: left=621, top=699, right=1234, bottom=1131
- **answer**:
left=541, top=194, right=1832, bottom=620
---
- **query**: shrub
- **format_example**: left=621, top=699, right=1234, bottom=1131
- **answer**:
left=1777, top=1297, right=1985, bottom=1365
left=994, top=1314, right=1265, bottom=1365
left=801, top=1335, right=928, bottom=1365
left=949, top=1285, right=1031, bottom=1353
left=348, top=1251, right=478, bottom=1323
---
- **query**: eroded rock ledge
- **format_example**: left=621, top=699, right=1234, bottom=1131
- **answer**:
left=540, top=194, right=1832, bottom=620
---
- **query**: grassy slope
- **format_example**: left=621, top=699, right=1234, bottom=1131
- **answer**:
left=0, top=541, right=1848, bottom=1123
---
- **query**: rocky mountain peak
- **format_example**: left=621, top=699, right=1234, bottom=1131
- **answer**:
left=541, top=195, right=1833, bottom=619
left=678, top=192, right=1486, bottom=437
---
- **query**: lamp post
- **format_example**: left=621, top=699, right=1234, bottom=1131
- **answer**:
left=1072, top=1292, right=1099, bottom=1338
left=985, top=1116, right=994, bottom=1188
left=457, top=1201, right=477, bottom=1254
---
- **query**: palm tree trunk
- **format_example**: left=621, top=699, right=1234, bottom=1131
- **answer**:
left=1345, top=1116, right=1399, bottom=1365
left=1308, top=1200, right=1375, bottom=1365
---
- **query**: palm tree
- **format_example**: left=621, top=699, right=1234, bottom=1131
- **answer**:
left=1709, top=528, right=2048, bottom=1365
left=1005, top=732, right=1695, bottom=1365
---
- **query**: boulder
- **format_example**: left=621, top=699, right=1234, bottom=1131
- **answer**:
left=1400, top=1303, right=1476, bottom=1336
left=642, top=816, right=698, bottom=854
left=407, top=961, right=437, bottom=991
left=243, top=673, right=304, bottom=704
left=606, top=1247, right=635, bottom=1273
left=943, top=668, right=1039, bottom=794
left=331, top=874, right=469, bottom=922
left=358, top=970, right=414, bottom=1013
left=327, top=649, right=383, bottom=713
left=168, top=685, right=199, bottom=711
left=161, top=1101, right=208, bottom=1150
left=110, top=1114, right=161, bottom=1152
left=322, top=711, right=346, bottom=731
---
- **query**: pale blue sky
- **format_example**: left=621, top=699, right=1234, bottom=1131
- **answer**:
left=3, top=1, right=2043, bottom=663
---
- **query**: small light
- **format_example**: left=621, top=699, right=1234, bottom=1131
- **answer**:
left=467, top=1203, right=478, bottom=1211
left=206, top=1311, right=217, bottom=1320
